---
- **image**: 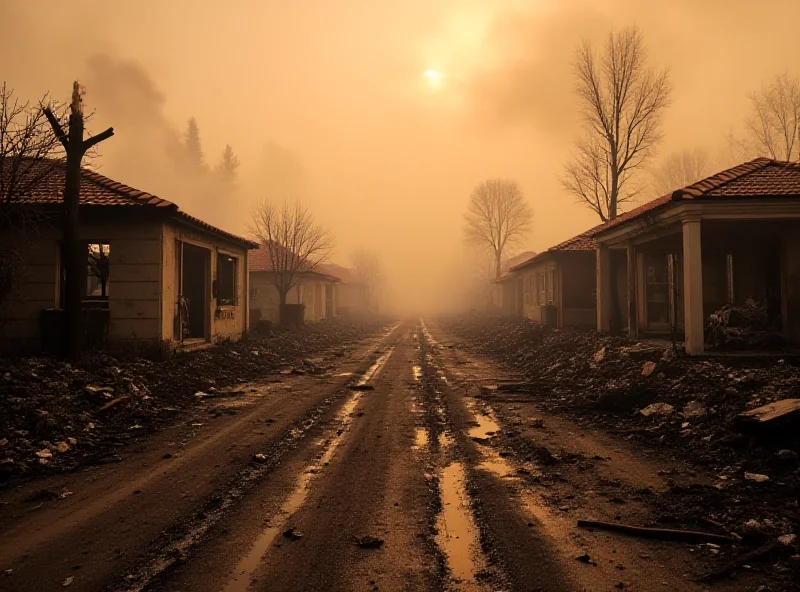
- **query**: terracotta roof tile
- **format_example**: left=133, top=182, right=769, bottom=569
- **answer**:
left=2, top=158, right=257, bottom=247
left=249, top=242, right=337, bottom=280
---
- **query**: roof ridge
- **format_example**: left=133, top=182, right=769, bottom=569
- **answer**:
left=80, top=168, right=177, bottom=209
left=673, top=157, right=773, bottom=200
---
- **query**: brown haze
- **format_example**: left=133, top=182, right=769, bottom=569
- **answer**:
left=1, top=0, right=799, bottom=313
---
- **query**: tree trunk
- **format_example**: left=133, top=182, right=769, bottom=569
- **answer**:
left=63, top=112, right=84, bottom=360
left=494, top=250, right=502, bottom=279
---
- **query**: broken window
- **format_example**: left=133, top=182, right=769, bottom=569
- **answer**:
left=216, top=254, right=237, bottom=306
left=86, top=243, right=110, bottom=299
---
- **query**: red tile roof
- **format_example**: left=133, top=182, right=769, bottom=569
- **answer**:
left=249, top=242, right=338, bottom=281
left=2, top=158, right=257, bottom=248
left=317, top=263, right=360, bottom=285
left=509, top=230, right=599, bottom=272
left=595, top=158, right=800, bottom=237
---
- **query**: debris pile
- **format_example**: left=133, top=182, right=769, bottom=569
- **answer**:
left=707, top=300, right=785, bottom=351
left=0, top=319, right=387, bottom=480
left=443, top=315, right=800, bottom=579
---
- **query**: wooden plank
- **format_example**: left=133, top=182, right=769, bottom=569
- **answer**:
left=108, top=318, right=160, bottom=340
left=110, top=299, right=160, bottom=320
left=4, top=282, right=58, bottom=303
left=109, top=281, right=160, bottom=301
left=80, top=221, right=162, bottom=240
left=110, top=238, right=162, bottom=265
left=111, top=263, right=161, bottom=283
left=18, top=264, right=60, bottom=283
left=736, top=399, right=800, bottom=426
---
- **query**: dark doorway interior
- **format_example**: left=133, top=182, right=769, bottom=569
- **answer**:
left=182, top=244, right=209, bottom=339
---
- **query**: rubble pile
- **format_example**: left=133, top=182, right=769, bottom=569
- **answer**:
left=0, top=319, right=386, bottom=480
left=707, top=300, right=785, bottom=351
left=444, top=315, right=800, bottom=568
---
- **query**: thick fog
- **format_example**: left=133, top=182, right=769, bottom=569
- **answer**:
left=2, top=0, right=799, bottom=313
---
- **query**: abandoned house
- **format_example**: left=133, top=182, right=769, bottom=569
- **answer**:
left=593, top=158, right=800, bottom=354
left=489, top=251, right=537, bottom=315
left=248, top=245, right=339, bottom=325
left=505, top=235, right=598, bottom=328
left=318, top=262, right=378, bottom=316
left=0, top=161, right=257, bottom=352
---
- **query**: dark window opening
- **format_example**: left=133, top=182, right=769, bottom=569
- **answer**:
left=216, top=254, right=237, bottom=306
left=87, top=243, right=110, bottom=300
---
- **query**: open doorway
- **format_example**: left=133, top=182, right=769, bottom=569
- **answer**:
left=181, top=243, right=210, bottom=340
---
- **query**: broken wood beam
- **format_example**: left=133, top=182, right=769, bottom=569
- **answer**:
left=576, top=519, right=735, bottom=544
left=734, top=398, right=800, bottom=429
left=699, top=542, right=779, bottom=582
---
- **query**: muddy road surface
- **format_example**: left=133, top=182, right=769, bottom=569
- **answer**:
left=0, top=320, right=775, bottom=591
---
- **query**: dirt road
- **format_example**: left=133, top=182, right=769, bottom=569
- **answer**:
left=0, top=320, right=778, bottom=591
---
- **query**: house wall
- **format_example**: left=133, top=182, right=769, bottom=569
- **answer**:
left=162, top=222, right=249, bottom=345
left=0, top=219, right=165, bottom=349
left=249, top=274, right=333, bottom=324
left=518, top=259, right=557, bottom=324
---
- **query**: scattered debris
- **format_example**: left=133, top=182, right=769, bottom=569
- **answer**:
left=778, top=534, right=796, bottom=546
left=354, top=535, right=385, bottom=549
left=744, top=472, right=770, bottom=483
left=349, top=384, right=375, bottom=391
left=700, top=542, right=780, bottom=582
left=252, top=453, right=268, bottom=463
left=282, top=528, right=303, bottom=541
left=681, top=401, right=706, bottom=418
left=641, top=362, right=657, bottom=377
left=575, top=553, right=597, bottom=565
left=577, top=520, right=734, bottom=544
left=639, top=403, right=674, bottom=417
left=62, top=576, right=74, bottom=587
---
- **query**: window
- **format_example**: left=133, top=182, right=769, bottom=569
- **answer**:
left=216, top=254, right=237, bottom=306
left=87, top=243, right=110, bottom=298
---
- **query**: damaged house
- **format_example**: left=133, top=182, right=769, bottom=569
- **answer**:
left=248, top=244, right=339, bottom=325
left=506, top=234, right=598, bottom=328
left=593, top=158, right=800, bottom=354
left=0, top=161, right=257, bottom=352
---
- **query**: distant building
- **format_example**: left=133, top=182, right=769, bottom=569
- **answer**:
left=248, top=245, right=339, bottom=325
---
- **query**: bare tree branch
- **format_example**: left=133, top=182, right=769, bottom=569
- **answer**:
left=649, top=148, right=715, bottom=196
left=562, top=27, right=671, bottom=221
left=744, top=73, right=800, bottom=162
left=0, top=83, right=65, bottom=306
left=350, top=247, right=385, bottom=312
left=250, top=198, right=333, bottom=318
left=463, top=179, right=532, bottom=279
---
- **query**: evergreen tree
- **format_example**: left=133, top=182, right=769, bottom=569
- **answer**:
left=216, top=144, right=240, bottom=181
left=184, top=116, right=206, bottom=171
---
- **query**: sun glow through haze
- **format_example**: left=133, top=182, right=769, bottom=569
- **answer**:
left=423, top=69, right=443, bottom=89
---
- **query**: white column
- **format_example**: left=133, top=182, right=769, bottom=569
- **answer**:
left=596, top=245, right=612, bottom=332
left=682, top=219, right=704, bottom=354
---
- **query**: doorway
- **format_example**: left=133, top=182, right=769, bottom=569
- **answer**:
left=181, top=243, right=210, bottom=340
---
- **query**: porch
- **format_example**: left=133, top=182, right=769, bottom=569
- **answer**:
left=598, top=218, right=800, bottom=354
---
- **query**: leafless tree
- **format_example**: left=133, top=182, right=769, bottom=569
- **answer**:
left=250, top=199, right=333, bottom=321
left=745, top=73, right=800, bottom=162
left=562, top=27, right=671, bottom=221
left=649, top=148, right=715, bottom=196
left=350, top=248, right=385, bottom=312
left=0, top=83, right=65, bottom=305
left=464, top=179, right=532, bottom=279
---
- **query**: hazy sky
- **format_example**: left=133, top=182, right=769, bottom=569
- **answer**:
left=2, top=0, right=799, bottom=312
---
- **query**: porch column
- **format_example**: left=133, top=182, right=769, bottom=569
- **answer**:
left=627, top=241, right=638, bottom=339
left=596, top=245, right=612, bottom=332
left=682, top=219, right=705, bottom=354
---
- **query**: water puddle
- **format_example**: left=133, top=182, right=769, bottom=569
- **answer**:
left=436, top=462, right=483, bottom=591
left=414, top=427, right=429, bottom=450
left=468, top=413, right=500, bottom=440
left=356, top=347, right=394, bottom=386
left=412, top=365, right=422, bottom=381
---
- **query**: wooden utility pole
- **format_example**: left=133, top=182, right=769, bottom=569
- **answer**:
left=44, top=82, right=114, bottom=360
